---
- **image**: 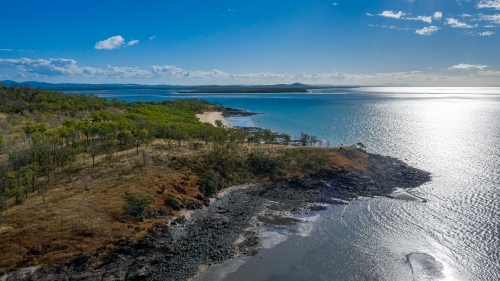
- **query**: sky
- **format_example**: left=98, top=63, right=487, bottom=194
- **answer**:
left=0, top=0, right=499, bottom=86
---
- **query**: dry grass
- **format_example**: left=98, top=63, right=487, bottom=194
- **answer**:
left=0, top=140, right=206, bottom=270
left=0, top=138, right=367, bottom=270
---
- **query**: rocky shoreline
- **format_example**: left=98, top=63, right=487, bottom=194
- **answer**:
left=1, top=151, right=430, bottom=281
left=221, top=107, right=260, bottom=118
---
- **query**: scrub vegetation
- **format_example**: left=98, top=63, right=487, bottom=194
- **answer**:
left=0, top=83, right=367, bottom=270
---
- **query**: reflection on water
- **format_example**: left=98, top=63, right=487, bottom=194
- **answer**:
left=75, top=88, right=500, bottom=280
left=194, top=89, right=500, bottom=281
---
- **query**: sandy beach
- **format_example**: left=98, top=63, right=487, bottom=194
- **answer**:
left=196, top=111, right=231, bottom=127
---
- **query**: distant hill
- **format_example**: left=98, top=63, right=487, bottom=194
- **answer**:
left=380, top=83, right=414, bottom=87
left=0, top=81, right=328, bottom=93
left=0, top=80, right=179, bottom=91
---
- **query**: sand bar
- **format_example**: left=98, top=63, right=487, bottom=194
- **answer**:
left=196, top=111, right=232, bottom=127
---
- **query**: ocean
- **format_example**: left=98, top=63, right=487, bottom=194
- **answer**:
left=69, top=87, right=500, bottom=280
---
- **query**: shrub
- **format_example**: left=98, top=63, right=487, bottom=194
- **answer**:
left=201, top=170, right=222, bottom=195
left=165, top=195, right=183, bottom=210
left=125, top=193, right=154, bottom=219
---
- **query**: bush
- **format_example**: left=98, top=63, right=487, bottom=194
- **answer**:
left=125, top=193, right=154, bottom=219
left=201, top=170, right=222, bottom=195
left=165, top=195, right=183, bottom=210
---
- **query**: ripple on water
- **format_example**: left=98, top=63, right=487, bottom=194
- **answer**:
left=407, top=253, right=445, bottom=281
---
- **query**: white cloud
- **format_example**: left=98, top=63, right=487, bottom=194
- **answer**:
left=149, top=35, right=156, bottom=40
left=0, top=49, right=13, bottom=51
left=480, top=14, right=500, bottom=24
left=477, top=0, right=500, bottom=9
left=405, top=15, right=433, bottom=23
left=478, top=31, right=495, bottom=35
left=415, top=26, right=439, bottom=35
left=379, top=11, right=405, bottom=19
left=0, top=58, right=102, bottom=76
left=127, top=40, right=140, bottom=46
left=95, top=35, right=125, bottom=50
left=106, top=65, right=152, bottom=78
left=332, top=2, right=338, bottom=6
left=484, top=24, right=497, bottom=27
left=460, top=13, right=473, bottom=17
left=433, top=12, right=443, bottom=20
left=448, top=63, right=488, bottom=70
left=445, top=18, right=475, bottom=28
left=151, top=65, right=187, bottom=78
left=377, top=10, right=442, bottom=23
left=366, top=13, right=374, bottom=16
left=368, top=24, right=411, bottom=30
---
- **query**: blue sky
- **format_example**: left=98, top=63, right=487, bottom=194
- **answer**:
left=0, top=0, right=499, bottom=86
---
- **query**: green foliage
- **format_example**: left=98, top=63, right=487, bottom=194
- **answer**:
left=247, top=147, right=279, bottom=174
left=0, top=134, right=4, bottom=151
left=300, top=132, right=309, bottom=146
left=165, top=195, right=183, bottom=210
left=125, top=193, right=154, bottom=219
left=0, top=84, right=331, bottom=215
left=201, top=170, right=223, bottom=195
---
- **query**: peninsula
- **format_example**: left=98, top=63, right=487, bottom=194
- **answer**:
left=0, top=83, right=430, bottom=280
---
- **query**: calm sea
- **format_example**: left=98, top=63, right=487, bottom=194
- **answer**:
left=69, top=87, right=500, bottom=280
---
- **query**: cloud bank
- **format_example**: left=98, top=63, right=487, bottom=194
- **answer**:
left=0, top=57, right=498, bottom=86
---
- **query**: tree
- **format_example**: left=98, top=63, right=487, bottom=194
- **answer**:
left=262, top=129, right=276, bottom=144
left=5, top=170, right=22, bottom=205
left=134, top=128, right=150, bottom=154
left=117, top=129, right=133, bottom=147
left=20, top=166, right=35, bottom=198
left=0, top=134, right=4, bottom=151
left=300, top=132, right=309, bottom=146
left=280, top=133, right=291, bottom=145
left=22, top=123, right=37, bottom=145
left=89, top=139, right=100, bottom=167
left=214, top=120, right=223, bottom=128
left=309, top=135, right=317, bottom=146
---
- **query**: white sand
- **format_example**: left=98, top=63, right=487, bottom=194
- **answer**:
left=196, top=111, right=231, bottom=127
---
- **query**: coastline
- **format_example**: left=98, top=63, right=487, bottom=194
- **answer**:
left=196, top=108, right=261, bottom=129
left=1, top=149, right=431, bottom=281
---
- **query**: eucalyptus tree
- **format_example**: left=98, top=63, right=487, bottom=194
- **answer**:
left=22, top=122, right=37, bottom=145
left=280, top=133, right=291, bottom=145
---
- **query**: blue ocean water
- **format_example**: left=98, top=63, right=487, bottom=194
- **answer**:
left=70, top=87, right=500, bottom=280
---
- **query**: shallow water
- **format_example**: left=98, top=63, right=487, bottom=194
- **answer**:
left=72, top=87, right=500, bottom=280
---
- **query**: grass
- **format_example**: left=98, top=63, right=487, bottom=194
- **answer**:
left=0, top=124, right=368, bottom=270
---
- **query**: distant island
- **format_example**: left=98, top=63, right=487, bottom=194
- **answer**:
left=1, top=80, right=359, bottom=93
left=177, top=83, right=314, bottom=93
